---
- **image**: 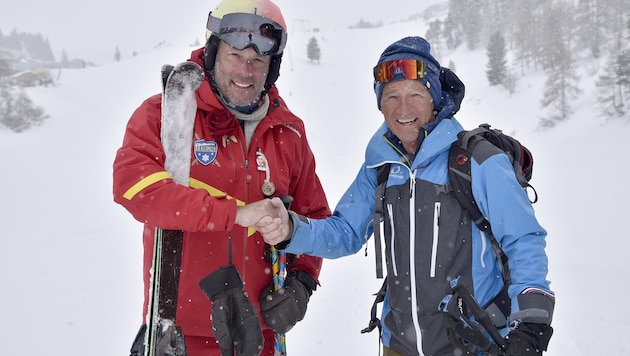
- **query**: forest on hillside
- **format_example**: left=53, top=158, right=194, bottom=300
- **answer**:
left=423, top=0, right=630, bottom=125
left=0, top=29, right=55, bottom=62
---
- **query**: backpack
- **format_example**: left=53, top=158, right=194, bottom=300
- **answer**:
left=446, top=123, right=536, bottom=288
left=362, top=123, right=537, bottom=342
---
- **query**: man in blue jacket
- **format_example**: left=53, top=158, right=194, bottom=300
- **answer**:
left=258, top=36, right=554, bottom=356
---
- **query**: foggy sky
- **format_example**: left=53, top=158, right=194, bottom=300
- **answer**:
left=1, top=0, right=440, bottom=63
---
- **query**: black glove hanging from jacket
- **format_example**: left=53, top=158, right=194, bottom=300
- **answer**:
left=199, top=265, right=263, bottom=356
left=504, top=322, right=553, bottom=356
left=259, top=269, right=317, bottom=334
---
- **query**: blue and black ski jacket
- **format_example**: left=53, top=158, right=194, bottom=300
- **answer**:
left=284, top=117, right=554, bottom=356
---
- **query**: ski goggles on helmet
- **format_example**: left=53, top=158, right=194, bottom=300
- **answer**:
left=207, top=12, right=287, bottom=56
left=373, top=59, right=426, bottom=83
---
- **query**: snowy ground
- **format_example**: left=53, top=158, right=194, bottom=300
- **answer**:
left=1, top=19, right=629, bottom=356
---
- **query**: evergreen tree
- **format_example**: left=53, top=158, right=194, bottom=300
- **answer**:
left=444, top=0, right=466, bottom=50
left=306, top=37, right=321, bottom=63
left=510, top=1, right=541, bottom=74
left=539, top=40, right=581, bottom=128
left=442, top=15, right=461, bottom=50
left=485, top=0, right=510, bottom=43
left=1, top=29, right=55, bottom=61
left=596, top=8, right=630, bottom=121
left=0, top=57, right=14, bottom=82
left=462, top=0, right=482, bottom=50
left=597, top=48, right=626, bottom=119
left=0, top=87, right=47, bottom=132
left=617, top=49, right=630, bottom=104
left=575, top=0, right=602, bottom=58
left=114, top=46, right=121, bottom=62
left=425, top=19, right=443, bottom=57
left=486, top=31, right=508, bottom=86
left=0, top=58, right=47, bottom=132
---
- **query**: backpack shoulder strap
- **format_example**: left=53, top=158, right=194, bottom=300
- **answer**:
left=448, top=130, right=511, bottom=286
left=448, top=131, right=490, bottom=231
left=361, top=277, right=387, bottom=336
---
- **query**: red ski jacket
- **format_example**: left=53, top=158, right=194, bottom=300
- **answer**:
left=113, top=48, right=330, bottom=337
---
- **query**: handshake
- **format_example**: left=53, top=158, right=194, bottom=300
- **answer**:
left=234, top=197, right=293, bottom=246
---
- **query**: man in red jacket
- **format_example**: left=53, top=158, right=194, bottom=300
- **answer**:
left=112, top=0, right=331, bottom=355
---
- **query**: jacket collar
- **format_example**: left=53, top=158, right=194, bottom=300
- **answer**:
left=366, top=117, right=464, bottom=169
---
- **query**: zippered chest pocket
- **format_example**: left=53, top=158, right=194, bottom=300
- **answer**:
left=382, top=180, right=470, bottom=281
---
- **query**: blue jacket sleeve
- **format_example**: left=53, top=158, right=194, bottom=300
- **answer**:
left=284, top=163, right=377, bottom=259
left=473, top=153, right=555, bottom=324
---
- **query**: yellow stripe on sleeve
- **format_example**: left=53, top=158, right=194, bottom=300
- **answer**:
left=189, top=178, right=256, bottom=236
left=189, top=178, right=245, bottom=206
left=122, top=171, right=172, bottom=200
left=124, top=175, right=256, bottom=236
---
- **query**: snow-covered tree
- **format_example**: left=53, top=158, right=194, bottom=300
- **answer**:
left=2, top=29, right=55, bottom=61
left=617, top=49, right=630, bottom=107
left=539, top=41, right=581, bottom=128
left=0, top=58, right=48, bottom=132
left=575, top=0, right=603, bottom=58
left=0, top=58, right=13, bottom=82
left=0, top=87, right=48, bottom=132
left=114, top=46, right=121, bottom=62
left=425, top=19, right=443, bottom=57
left=486, top=31, right=508, bottom=86
left=307, top=37, right=321, bottom=64
left=597, top=49, right=626, bottom=119
left=462, top=0, right=482, bottom=50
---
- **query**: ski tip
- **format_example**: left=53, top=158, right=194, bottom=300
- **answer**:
left=174, top=61, right=202, bottom=71
left=172, top=61, right=205, bottom=90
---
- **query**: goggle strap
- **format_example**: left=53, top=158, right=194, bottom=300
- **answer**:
left=206, top=14, right=221, bottom=33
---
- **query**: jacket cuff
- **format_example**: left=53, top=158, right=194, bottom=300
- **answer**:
left=206, top=197, right=238, bottom=232
left=510, top=288, right=555, bottom=325
left=274, top=211, right=310, bottom=250
left=199, top=264, right=243, bottom=300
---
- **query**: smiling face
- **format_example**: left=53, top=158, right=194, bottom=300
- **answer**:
left=213, top=41, right=271, bottom=106
left=380, top=79, right=436, bottom=155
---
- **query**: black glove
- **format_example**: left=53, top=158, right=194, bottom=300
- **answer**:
left=199, top=265, right=263, bottom=356
left=259, top=269, right=317, bottom=334
left=504, top=322, right=553, bottom=356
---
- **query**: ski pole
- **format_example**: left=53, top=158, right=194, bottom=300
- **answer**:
left=270, top=244, right=287, bottom=355
left=272, top=195, right=294, bottom=356
left=450, top=277, right=506, bottom=350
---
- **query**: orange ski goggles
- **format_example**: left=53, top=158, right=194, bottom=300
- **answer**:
left=373, top=59, right=426, bottom=83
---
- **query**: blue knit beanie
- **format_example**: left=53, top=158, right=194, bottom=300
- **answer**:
left=374, top=36, right=442, bottom=111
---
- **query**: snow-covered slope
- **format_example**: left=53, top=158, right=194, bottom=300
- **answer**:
left=1, top=19, right=628, bottom=355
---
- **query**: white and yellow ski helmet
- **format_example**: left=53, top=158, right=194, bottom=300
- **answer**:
left=203, top=0, right=287, bottom=91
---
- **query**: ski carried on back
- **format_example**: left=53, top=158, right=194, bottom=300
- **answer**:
left=144, top=61, right=204, bottom=356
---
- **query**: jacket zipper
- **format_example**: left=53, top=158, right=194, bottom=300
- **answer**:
left=480, top=230, right=487, bottom=269
left=430, top=202, right=441, bottom=278
left=407, top=169, right=425, bottom=356
left=386, top=203, right=398, bottom=277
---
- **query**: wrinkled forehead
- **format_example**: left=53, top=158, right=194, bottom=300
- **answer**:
left=382, top=79, right=431, bottom=94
